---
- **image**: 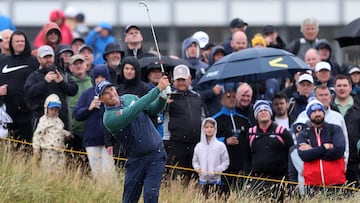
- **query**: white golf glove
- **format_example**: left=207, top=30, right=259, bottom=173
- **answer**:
left=160, top=86, right=171, bottom=99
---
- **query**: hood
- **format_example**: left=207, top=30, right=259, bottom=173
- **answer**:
left=314, top=39, right=332, bottom=55
left=119, top=56, right=141, bottom=86
left=208, top=45, right=226, bottom=66
left=43, top=93, right=61, bottom=116
left=9, top=31, right=32, bottom=57
left=98, top=22, right=112, bottom=31
left=42, top=22, right=62, bottom=46
left=92, top=64, right=111, bottom=82
left=181, top=37, right=201, bottom=60
left=49, top=9, right=65, bottom=23
left=55, top=44, right=74, bottom=69
left=200, top=117, right=218, bottom=146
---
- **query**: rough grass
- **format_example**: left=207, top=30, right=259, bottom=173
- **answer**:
left=0, top=142, right=359, bottom=202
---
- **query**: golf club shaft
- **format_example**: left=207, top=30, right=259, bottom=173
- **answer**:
left=139, top=1, right=165, bottom=74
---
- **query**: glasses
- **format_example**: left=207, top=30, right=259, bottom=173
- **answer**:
left=47, top=30, right=59, bottom=36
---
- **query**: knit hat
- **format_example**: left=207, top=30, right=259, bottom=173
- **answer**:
left=306, top=99, right=325, bottom=118
left=253, top=100, right=272, bottom=118
left=251, top=34, right=267, bottom=47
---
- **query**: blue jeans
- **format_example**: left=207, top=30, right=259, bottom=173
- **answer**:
left=122, top=148, right=167, bottom=203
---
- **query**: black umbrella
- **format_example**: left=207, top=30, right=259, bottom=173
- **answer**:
left=198, top=47, right=310, bottom=85
left=139, top=56, right=196, bottom=80
left=334, top=18, right=360, bottom=47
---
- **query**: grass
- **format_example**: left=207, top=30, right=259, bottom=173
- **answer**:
left=0, top=142, right=359, bottom=202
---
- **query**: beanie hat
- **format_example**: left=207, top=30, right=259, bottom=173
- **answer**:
left=306, top=99, right=325, bottom=118
left=253, top=100, right=272, bottom=118
left=251, top=34, right=267, bottom=47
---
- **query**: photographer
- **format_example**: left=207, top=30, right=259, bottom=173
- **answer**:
left=24, top=45, right=78, bottom=130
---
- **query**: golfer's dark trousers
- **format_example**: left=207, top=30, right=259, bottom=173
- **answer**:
left=122, top=147, right=167, bottom=203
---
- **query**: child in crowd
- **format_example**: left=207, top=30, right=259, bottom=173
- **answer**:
left=33, top=94, right=73, bottom=174
left=192, top=117, right=229, bottom=198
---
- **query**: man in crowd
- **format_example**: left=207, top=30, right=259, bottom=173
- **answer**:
left=123, top=24, right=154, bottom=59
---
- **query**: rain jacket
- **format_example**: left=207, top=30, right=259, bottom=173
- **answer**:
left=32, top=22, right=62, bottom=56
left=181, top=37, right=208, bottom=75
left=103, top=87, right=166, bottom=158
left=33, top=10, right=73, bottom=48
left=297, top=122, right=346, bottom=185
left=85, top=22, right=116, bottom=64
left=32, top=94, right=71, bottom=150
left=192, top=117, right=229, bottom=184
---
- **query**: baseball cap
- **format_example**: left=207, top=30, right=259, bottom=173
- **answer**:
left=78, top=44, right=93, bottom=54
left=262, top=25, right=275, bottom=35
left=95, top=80, right=115, bottom=96
left=173, top=65, right=190, bottom=80
left=71, top=37, right=85, bottom=45
left=229, top=18, right=248, bottom=28
left=192, top=31, right=209, bottom=49
left=298, top=74, right=314, bottom=84
left=348, top=65, right=360, bottom=74
left=124, top=24, right=140, bottom=34
left=315, top=61, right=331, bottom=72
left=38, top=45, right=54, bottom=57
left=47, top=101, right=61, bottom=109
left=70, top=54, right=85, bottom=65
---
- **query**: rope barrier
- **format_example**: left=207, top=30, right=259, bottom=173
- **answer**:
left=2, top=136, right=359, bottom=192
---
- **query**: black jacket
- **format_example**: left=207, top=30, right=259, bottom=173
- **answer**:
left=24, top=67, right=78, bottom=130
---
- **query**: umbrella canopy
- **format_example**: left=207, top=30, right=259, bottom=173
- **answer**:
left=198, top=47, right=310, bottom=85
left=334, top=18, right=360, bottom=47
left=139, top=56, right=196, bottom=80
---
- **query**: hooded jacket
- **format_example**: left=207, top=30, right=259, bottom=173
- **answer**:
left=73, top=65, right=110, bottom=147
left=207, top=45, right=226, bottom=66
left=32, top=22, right=62, bottom=56
left=85, top=22, right=116, bottom=64
left=0, top=31, right=39, bottom=122
left=192, top=117, right=229, bottom=183
left=33, top=10, right=73, bottom=49
left=117, top=57, right=150, bottom=97
left=181, top=37, right=208, bottom=75
left=32, top=93, right=71, bottom=150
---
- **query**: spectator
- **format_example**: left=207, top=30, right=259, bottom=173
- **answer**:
left=330, top=75, right=360, bottom=187
left=192, top=31, right=210, bottom=63
left=223, top=18, right=248, bottom=54
left=55, top=44, right=74, bottom=74
left=33, top=9, right=73, bottom=48
left=251, top=33, right=267, bottom=48
left=304, top=48, right=321, bottom=73
left=0, top=31, right=39, bottom=143
left=181, top=37, right=208, bottom=76
left=297, top=100, right=346, bottom=186
left=73, top=66, right=115, bottom=182
left=64, top=6, right=78, bottom=31
left=314, top=39, right=342, bottom=76
left=71, top=38, right=85, bottom=55
left=286, top=17, right=320, bottom=60
left=230, top=31, right=248, bottom=53
left=235, top=82, right=256, bottom=125
left=207, top=45, right=226, bottom=66
left=192, top=117, right=229, bottom=198
left=24, top=45, right=78, bottom=130
left=32, top=22, right=62, bottom=56
left=32, top=94, right=73, bottom=174
left=262, top=25, right=286, bottom=49
left=99, top=76, right=170, bottom=203
left=72, top=12, right=89, bottom=39
left=314, top=61, right=334, bottom=94
left=78, top=44, right=95, bottom=75
left=346, top=64, right=360, bottom=96
left=85, top=22, right=116, bottom=64
left=212, top=90, right=251, bottom=194
left=0, top=29, right=13, bottom=56
left=164, top=65, right=205, bottom=182
left=272, top=92, right=293, bottom=130
left=123, top=24, right=154, bottom=59
left=201, top=43, right=215, bottom=64
left=103, top=42, right=124, bottom=84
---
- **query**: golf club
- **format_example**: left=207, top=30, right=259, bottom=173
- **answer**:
left=138, top=1, right=165, bottom=74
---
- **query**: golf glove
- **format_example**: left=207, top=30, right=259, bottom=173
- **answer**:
left=160, top=86, right=171, bottom=99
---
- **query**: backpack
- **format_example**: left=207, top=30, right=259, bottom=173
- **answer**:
left=249, top=124, right=286, bottom=148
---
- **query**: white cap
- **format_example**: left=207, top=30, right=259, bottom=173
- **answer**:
left=298, top=74, right=314, bottom=84
left=349, top=66, right=360, bottom=74
left=38, top=45, right=54, bottom=58
left=173, top=65, right=190, bottom=80
left=64, top=6, right=78, bottom=18
left=315, top=61, right=331, bottom=72
left=192, top=31, right=209, bottom=49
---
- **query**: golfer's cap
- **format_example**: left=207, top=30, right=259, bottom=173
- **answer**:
left=38, top=45, right=54, bottom=58
left=70, top=54, right=85, bottom=65
left=124, top=24, right=140, bottom=34
left=173, top=65, right=190, bottom=80
left=192, top=31, right=209, bottom=49
left=95, top=80, right=115, bottom=96
left=298, top=74, right=314, bottom=84
left=315, top=61, right=331, bottom=72
left=348, top=65, right=360, bottom=74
